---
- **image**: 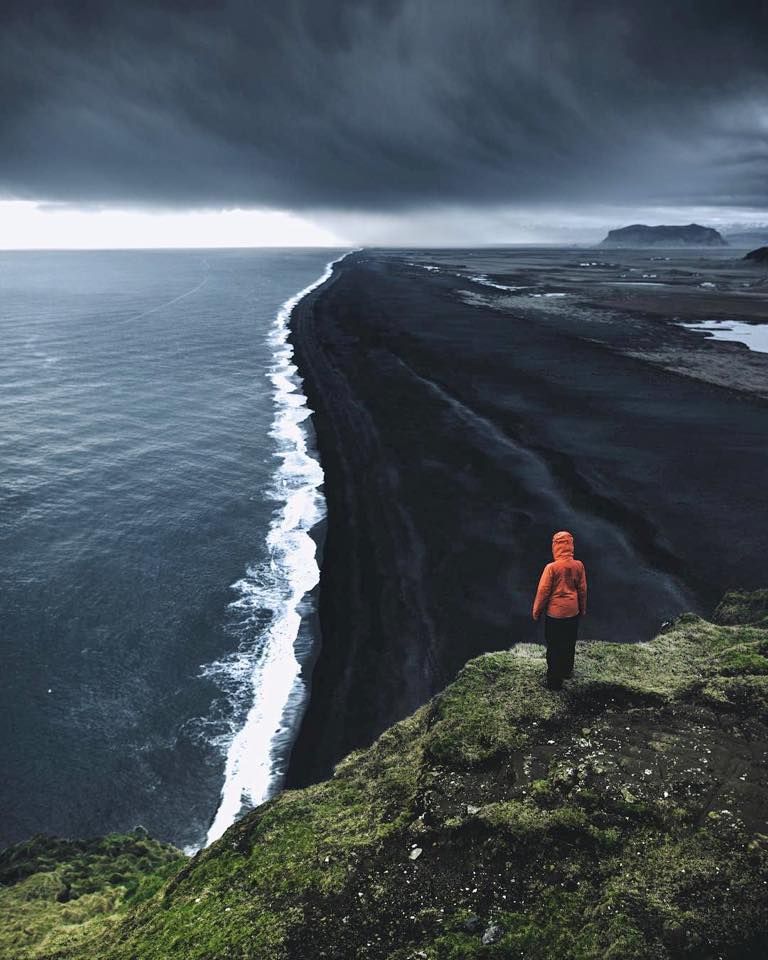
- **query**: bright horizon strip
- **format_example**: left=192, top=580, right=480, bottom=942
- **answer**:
left=0, top=201, right=347, bottom=249
left=2, top=199, right=766, bottom=249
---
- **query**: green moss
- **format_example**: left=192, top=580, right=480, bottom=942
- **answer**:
left=476, top=800, right=591, bottom=844
left=6, top=588, right=768, bottom=960
left=713, top=589, right=768, bottom=627
left=0, top=831, right=184, bottom=960
left=424, top=652, right=564, bottom=766
left=708, top=643, right=768, bottom=676
left=698, top=673, right=768, bottom=719
left=593, top=832, right=768, bottom=957
left=529, top=778, right=557, bottom=805
left=418, top=892, right=653, bottom=960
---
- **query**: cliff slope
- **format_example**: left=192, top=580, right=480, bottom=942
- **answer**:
left=744, top=246, right=768, bottom=265
left=2, top=589, right=768, bottom=960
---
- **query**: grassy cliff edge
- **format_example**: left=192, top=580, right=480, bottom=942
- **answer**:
left=3, top=589, right=768, bottom=960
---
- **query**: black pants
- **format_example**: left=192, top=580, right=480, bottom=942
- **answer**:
left=545, top=614, right=579, bottom=688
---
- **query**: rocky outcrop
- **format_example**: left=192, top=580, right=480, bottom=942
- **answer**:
left=600, top=224, right=727, bottom=247
left=2, top=589, right=768, bottom=960
left=744, top=246, right=768, bottom=266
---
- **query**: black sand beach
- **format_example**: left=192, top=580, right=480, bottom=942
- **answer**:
left=287, top=248, right=768, bottom=787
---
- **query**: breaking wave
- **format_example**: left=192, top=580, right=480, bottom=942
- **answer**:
left=201, top=251, right=353, bottom=847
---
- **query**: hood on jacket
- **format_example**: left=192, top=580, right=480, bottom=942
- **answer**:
left=552, top=530, right=575, bottom=561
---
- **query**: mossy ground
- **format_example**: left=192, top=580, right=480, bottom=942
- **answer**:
left=3, top=590, right=768, bottom=960
left=0, top=831, right=184, bottom=959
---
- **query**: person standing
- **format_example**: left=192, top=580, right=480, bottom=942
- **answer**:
left=532, top=530, right=587, bottom=690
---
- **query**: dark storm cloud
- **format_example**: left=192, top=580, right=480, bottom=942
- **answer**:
left=1, top=0, right=766, bottom=210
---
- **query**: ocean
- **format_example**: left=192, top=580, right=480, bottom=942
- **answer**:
left=0, top=247, right=346, bottom=852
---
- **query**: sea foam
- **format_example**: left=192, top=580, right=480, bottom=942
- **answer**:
left=469, top=274, right=525, bottom=291
left=201, top=250, right=354, bottom=847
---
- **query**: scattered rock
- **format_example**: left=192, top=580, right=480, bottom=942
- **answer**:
left=482, top=923, right=504, bottom=945
left=462, top=914, right=482, bottom=933
left=408, top=847, right=422, bottom=861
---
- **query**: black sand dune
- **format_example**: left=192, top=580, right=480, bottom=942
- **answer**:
left=286, top=251, right=768, bottom=787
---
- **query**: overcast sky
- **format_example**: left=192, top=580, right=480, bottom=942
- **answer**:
left=1, top=0, right=766, bottom=245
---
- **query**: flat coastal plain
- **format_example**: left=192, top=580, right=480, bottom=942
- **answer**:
left=287, top=246, right=768, bottom=786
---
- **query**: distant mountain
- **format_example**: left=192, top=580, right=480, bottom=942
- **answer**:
left=744, top=246, right=768, bottom=265
left=727, top=230, right=768, bottom=248
left=600, top=223, right=727, bottom=248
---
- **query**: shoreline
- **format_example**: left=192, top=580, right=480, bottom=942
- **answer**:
left=202, top=252, right=349, bottom=846
left=285, top=250, right=768, bottom=788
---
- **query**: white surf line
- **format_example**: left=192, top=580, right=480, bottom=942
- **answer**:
left=203, top=249, right=357, bottom=848
left=406, top=261, right=441, bottom=272
left=469, top=274, right=526, bottom=291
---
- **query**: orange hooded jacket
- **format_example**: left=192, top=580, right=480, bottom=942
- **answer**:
left=532, top=530, right=587, bottom=620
